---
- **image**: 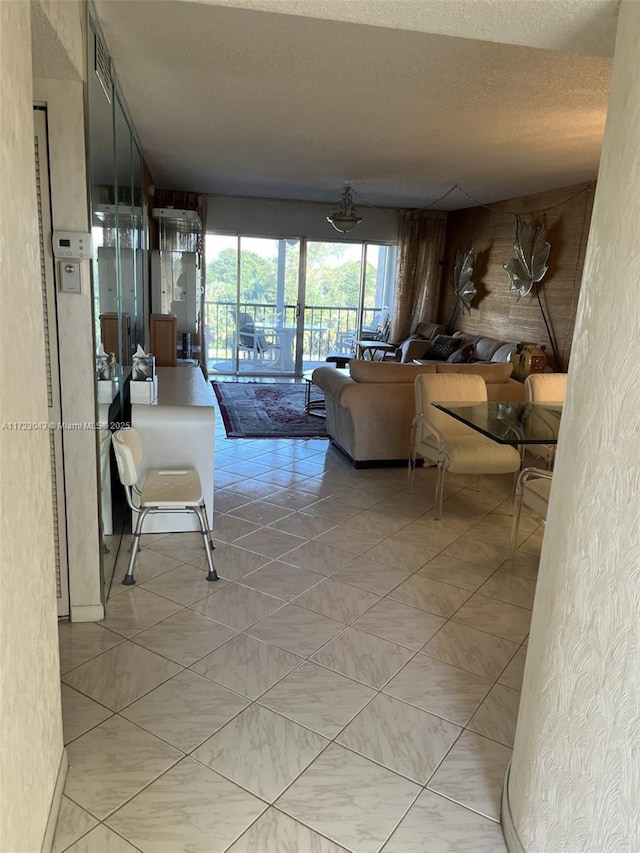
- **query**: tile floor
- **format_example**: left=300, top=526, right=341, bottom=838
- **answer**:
left=54, top=400, right=542, bottom=852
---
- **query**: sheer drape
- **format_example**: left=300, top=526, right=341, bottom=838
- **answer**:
left=391, top=210, right=448, bottom=342
left=197, top=195, right=208, bottom=377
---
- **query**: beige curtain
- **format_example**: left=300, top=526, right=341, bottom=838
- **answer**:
left=197, top=195, right=208, bottom=377
left=391, top=210, right=448, bottom=342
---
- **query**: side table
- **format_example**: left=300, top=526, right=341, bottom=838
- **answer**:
left=356, top=340, right=398, bottom=360
left=302, top=370, right=326, bottom=417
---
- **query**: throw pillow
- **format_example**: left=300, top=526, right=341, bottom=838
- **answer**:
left=422, top=335, right=463, bottom=361
left=447, top=343, right=474, bottom=363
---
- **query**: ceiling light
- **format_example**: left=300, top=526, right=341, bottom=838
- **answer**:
left=327, top=185, right=362, bottom=233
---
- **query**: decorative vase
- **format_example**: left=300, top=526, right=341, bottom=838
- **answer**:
left=509, top=342, right=547, bottom=381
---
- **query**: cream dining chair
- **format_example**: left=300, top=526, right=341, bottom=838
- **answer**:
left=511, top=467, right=552, bottom=557
left=112, top=427, right=219, bottom=586
left=524, top=373, right=567, bottom=468
left=409, top=373, right=522, bottom=519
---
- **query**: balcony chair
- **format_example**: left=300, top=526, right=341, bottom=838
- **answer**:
left=409, top=373, right=521, bottom=519
left=524, top=373, right=567, bottom=468
left=511, top=467, right=552, bottom=557
left=334, top=329, right=357, bottom=354
left=334, top=307, right=391, bottom=355
left=236, top=311, right=280, bottom=365
left=361, top=307, right=390, bottom=341
left=111, top=427, right=218, bottom=585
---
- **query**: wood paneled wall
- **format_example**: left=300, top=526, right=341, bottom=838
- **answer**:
left=437, top=181, right=595, bottom=370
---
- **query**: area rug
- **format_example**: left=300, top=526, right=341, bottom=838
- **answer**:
left=212, top=382, right=328, bottom=439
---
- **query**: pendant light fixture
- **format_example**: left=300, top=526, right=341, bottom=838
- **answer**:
left=327, top=185, right=362, bottom=233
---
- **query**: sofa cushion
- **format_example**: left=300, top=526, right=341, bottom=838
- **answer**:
left=453, top=331, right=483, bottom=346
left=349, top=360, right=436, bottom=384
left=472, top=337, right=505, bottom=362
left=414, top=321, right=446, bottom=340
left=491, top=343, right=517, bottom=363
left=435, top=361, right=513, bottom=383
left=447, top=343, right=474, bottom=364
left=422, top=335, right=463, bottom=361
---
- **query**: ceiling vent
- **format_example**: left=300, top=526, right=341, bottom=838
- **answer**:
left=94, top=29, right=112, bottom=104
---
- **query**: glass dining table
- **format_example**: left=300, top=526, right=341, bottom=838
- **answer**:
left=432, top=400, right=563, bottom=445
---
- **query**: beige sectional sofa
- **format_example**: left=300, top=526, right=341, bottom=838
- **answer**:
left=312, top=359, right=525, bottom=466
left=398, top=327, right=521, bottom=365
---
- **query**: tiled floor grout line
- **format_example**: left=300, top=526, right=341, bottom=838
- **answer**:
left=248, top=662, right=505, bottom=839
left=105, top=557, right=530, bottom=680
left=375, top=787, right=425, bottom=853
left=58, top=817, right=144, bottom=853
left=220, top=804, right=358, bottom=853
left=61, top=680, right=503, bottom=853
left=58, top=425, right=538, bottom=851
left=100, top=532, right=531, bottom=689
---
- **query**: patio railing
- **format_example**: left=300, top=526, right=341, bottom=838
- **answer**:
left=205, top=301, right=383, bottom=369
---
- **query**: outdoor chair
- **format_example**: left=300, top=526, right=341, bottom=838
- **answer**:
left=111, top=427, right=218, bottom=585
left=334, top=329, right=357, bottom=353
left=409, top=373, right=521, bottom=519
left=360, top=307, right=390, bottom=341
left=236, top=311, right=280, bottom=365
left=334, top=307, right=391, bottom=354
left=511, top=467, right=552, bottom=556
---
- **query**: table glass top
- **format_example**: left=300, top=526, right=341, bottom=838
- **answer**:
left=432, top=400, right=562, bottom=445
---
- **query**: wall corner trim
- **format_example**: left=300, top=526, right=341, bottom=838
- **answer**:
left=70, top=604, right=104, bottom=622
left=40, top=749, right=68, bottom=853
left=501, top=762, right=526, bottom=853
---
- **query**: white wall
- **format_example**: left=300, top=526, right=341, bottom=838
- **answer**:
left=0, top=2, right=64, bottom=850
left=505, top=1, right=640, bottom=850
left=208, top=194, right=399, bottom=243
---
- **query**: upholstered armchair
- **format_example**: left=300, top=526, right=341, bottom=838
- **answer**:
left=410, top=373, right=521, bottom=518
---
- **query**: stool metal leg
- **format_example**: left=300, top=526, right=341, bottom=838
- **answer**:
left=202, top=504, right=217, bottom=554
left=122, top=506, right=151, bottom=585
left=195, top=504, right=219, bottom=582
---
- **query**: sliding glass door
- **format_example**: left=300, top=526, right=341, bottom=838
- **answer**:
left=205, top=235, right=396, bottom=376
left=205, top=236, right=299, bottom=375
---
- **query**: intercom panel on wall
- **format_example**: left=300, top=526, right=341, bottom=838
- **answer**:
left=52, top=231, right=93, bottom=293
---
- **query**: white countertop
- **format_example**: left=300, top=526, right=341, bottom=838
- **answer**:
left=152, top=366, right=215, bottom=408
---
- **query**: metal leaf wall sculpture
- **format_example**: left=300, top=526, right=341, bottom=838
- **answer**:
left=503, top=215, right=551, bottom=299
left=453, top=244, right=476, bottom=312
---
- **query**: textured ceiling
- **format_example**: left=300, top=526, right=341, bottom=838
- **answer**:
left=93, top=0, right=616, bottom=209
left=31, top=1, right=81, bottom=81
left=191, top=0, right=619, bottom=56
